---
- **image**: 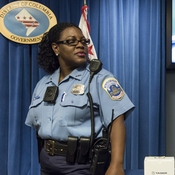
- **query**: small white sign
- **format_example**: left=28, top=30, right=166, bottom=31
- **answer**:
left=144, top=156, right=174, bottom=175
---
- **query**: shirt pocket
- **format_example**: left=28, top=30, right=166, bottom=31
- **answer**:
left=28, top=98, right=43, bottom=127
left=60, top=94, right=89, bottom=126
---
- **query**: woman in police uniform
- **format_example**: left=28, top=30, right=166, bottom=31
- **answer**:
left=25, top=22, right=134, bottom=175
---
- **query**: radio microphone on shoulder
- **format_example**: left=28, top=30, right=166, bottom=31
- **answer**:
left=89, top=59, right=102, bottom=83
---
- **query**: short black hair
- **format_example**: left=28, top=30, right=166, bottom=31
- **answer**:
left=37, top=22, right=81, bottom=74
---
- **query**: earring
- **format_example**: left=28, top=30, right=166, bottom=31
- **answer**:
left=55, top=53, right=58, bottom=56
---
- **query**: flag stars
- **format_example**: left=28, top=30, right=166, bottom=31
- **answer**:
left=16, top=15, right=34, bottom=21
left=20, top=16, right=34, bottom=20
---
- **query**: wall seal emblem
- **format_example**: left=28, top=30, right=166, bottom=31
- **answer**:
left=0, top=1, right=57, bottom=44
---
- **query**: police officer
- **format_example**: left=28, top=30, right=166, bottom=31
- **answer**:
left=25, top=22, right=134, bottom=175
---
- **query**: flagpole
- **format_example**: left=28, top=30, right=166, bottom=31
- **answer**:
left=84, top=0, right=86, bottom=5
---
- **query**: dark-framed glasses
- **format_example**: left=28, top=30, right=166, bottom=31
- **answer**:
left=56, top=38, right=90, bottom=46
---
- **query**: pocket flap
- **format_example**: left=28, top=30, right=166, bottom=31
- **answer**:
left=29, top=98, right=43, bottom=109
left=61, top=94, right=88, bottom=107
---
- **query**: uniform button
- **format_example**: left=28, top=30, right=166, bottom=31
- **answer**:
left=71, top=100, right=74, bottom=103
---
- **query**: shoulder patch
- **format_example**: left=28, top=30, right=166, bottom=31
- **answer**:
left=102, top=78, right=125, bottom=100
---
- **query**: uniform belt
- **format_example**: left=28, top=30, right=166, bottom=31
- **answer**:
left=44, top=139, right=67, bottom=156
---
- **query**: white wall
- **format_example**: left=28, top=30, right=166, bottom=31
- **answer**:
left=166, top=71, right=175, bottom=156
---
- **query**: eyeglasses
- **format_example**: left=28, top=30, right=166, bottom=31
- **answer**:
left=56, top=38, right=90, bottom=46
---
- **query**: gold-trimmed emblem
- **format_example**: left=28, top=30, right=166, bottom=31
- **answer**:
left=0, top=1, right=57, bottom=44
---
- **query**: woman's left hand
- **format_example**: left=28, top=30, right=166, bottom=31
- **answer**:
left=105, top=164, right=125, bottom=175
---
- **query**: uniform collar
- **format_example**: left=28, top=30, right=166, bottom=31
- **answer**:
left=70, top=64, right=88, bottom=80
left=46, top=63, right=89, bottom=85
